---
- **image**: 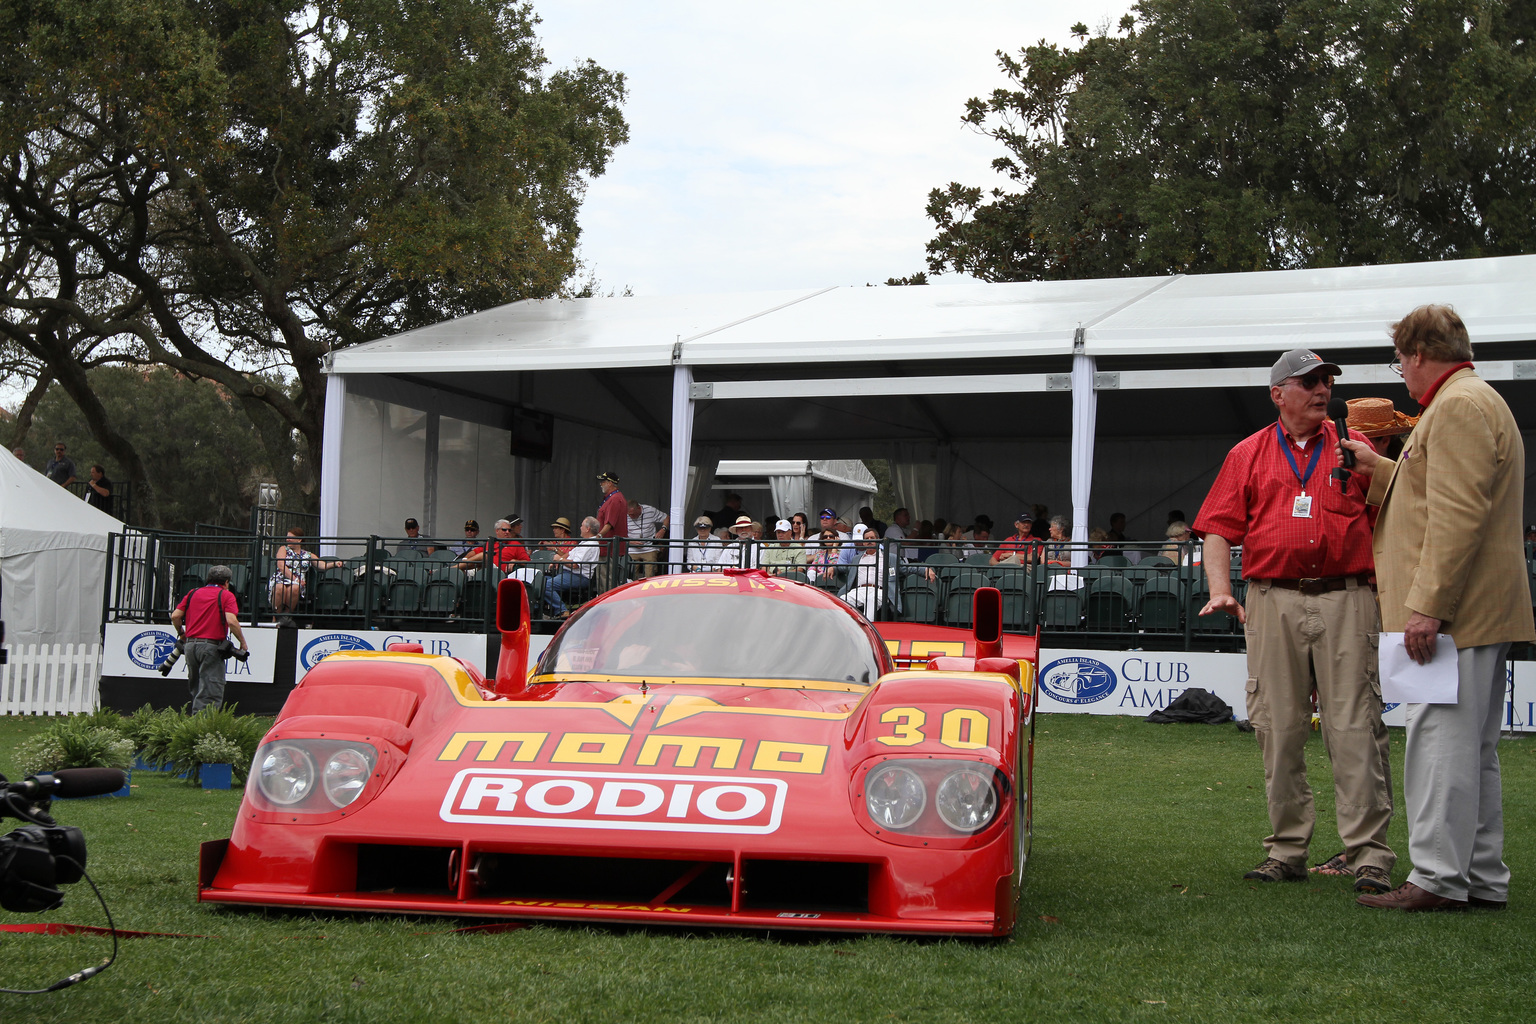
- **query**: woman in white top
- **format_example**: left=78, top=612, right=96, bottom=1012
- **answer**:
left=269, top=527, right=341, bottom=623
left=837, top=526, right=938, bottom=619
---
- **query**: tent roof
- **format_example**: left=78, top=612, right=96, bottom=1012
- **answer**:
left=329, top=255, right=1536, bottom=376
left=1086, top=255, right=1536, bottom=356
left=0, top=455, right=124, bottom=557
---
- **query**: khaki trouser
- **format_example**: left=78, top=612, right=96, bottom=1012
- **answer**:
left=630, top=549, right=662, bottom=578
left=1405, top=642, right=1511, bottom=901
left=1244, top=579, right=1395, bottom=872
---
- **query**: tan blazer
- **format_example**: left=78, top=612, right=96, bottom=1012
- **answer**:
left=1366, top=368, right=1535, bottom=647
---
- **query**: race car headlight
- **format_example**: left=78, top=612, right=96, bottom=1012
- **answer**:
left=322, top=746, right=377, bottom=807
left=249, top=739, right=382, bottom=813
left=256, top=744, right=316, bottom=806
left=865, top=764, right=926, bottom=829
left=935, top=767, right=999, bottom=833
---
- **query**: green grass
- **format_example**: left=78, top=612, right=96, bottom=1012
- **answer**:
left=1, top=712, right=1532, bottom=1022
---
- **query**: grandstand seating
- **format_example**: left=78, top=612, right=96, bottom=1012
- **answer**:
left=1085, top=576, right=1137, bottom=632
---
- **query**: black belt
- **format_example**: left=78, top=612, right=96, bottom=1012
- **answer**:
left=1267, top=574, right=1373, bottom=595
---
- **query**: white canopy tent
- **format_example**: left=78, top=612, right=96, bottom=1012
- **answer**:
left=0, top=455, right=124, bottom=648
left=707, top=459, right=878, bottom=526
left=322, top=255, right=1536, bottom=549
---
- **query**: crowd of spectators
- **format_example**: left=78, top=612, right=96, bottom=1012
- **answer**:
left=372, top=467, right=1203, bottom=621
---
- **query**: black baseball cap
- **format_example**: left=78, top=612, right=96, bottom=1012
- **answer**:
left=404, top=518, right=419, bottom=528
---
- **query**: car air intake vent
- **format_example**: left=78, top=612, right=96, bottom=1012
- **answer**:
left=356, top=844, right=457, bottom=895
left=468, top=853, right=731, bottom=907
left=740, top=860, right=869, bottom=914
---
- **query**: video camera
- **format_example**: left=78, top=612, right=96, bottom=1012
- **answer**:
left=0, top=769, right=122, bottom=913
left=1, top=768, right=125, bottom=994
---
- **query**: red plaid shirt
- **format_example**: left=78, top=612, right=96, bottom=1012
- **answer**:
left=1194, top=419, right=1375, bottom=580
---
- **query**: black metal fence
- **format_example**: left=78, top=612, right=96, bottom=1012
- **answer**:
left=102, top=531, right=1272, bottom=650
left=66, top=479, right=135, bottom=524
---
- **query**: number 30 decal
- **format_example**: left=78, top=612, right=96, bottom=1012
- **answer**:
left=877, top=707, right=989, bottom=749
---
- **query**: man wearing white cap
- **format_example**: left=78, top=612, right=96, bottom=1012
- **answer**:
left=1193, top=348, right=1395, bottom=895
left=761, top=519, right=809, bottom=575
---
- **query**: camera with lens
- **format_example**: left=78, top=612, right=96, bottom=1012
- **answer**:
left=1, top=768, right=127, bottom=992
left=157, top=637, right=186, bottom=676
left=0, top=772, right=115, bottom=913
left=218, top=638, right=251, bottom=663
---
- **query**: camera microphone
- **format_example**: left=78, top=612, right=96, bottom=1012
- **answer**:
left=12, top=769, right=128, bottom=800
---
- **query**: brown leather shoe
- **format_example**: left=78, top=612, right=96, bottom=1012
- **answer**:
left=1356, top=881, right=1467, bottom=912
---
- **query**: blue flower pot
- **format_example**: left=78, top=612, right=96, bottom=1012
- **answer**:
left=201, top=762, right=234, bottom=790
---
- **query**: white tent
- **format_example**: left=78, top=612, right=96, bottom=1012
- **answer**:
left=0, top=455, right=124, bottom=648
left=321, top=255, right=1536, bottom=546
left=708, top=459, right=878, bottom=524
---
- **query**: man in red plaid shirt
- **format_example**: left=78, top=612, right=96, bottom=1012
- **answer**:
left=1194, top=349, right=1395, bottom=895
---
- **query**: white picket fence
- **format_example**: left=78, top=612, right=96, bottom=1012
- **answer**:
left=0, top=644, right=102, bottom=715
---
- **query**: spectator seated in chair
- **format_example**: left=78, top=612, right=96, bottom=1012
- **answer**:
left=543, top=516, right=601, bottom=617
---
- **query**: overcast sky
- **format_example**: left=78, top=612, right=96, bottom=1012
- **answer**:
left=535, top=2, right=1131, bottom=296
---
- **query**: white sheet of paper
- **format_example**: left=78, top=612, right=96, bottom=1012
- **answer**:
left=1379, top=632, right=1459, bottom=704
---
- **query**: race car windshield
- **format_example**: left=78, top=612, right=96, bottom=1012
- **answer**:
left=535, top=591, right=883, bottom=684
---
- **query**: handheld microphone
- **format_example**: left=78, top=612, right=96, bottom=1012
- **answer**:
left=1327, top=398, right=1355, bottom=468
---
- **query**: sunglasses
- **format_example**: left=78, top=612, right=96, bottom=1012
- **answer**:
left=1287, top=372, right=1332, bottom=390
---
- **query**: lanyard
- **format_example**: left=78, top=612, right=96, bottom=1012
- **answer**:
left=1275, top=422, right=1321, bottom=491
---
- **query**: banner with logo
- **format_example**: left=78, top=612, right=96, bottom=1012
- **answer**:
left=103, top=623, right=281, bottom=683
left=1037, top=648, right=1534, bottom=731
left=294, top=629, right=499, bottom=678
left=1037, top=649, right=1250, bottom=719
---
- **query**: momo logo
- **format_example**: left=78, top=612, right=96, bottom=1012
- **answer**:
left=1040, top=656, right=1118, bottom=705
left=128, top=630, right=179, bottom=671
left=441, top=768, right=786, bottom=835
left=300, top=632, right=375, bottom=670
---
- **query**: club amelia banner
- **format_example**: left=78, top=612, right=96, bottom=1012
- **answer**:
left=1037, top=649, right=1536, bottom=732
left=103, top=623, right=281, bottom=683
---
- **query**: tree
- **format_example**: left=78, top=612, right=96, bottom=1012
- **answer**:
left=926, top=2, right=1536, bottom=281
left=26, top=367, right=299, bottom=532
left=0, top=0, right=628, bottom=522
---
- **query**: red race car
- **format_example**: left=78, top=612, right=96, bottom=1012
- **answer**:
left=199, top=569, right=1038, bottom=935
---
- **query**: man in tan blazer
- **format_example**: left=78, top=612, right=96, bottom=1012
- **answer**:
left=1343, top=304, right=1535, bottom=912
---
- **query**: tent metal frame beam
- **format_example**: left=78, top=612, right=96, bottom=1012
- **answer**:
left=691, top=361, right=1532, bottom=401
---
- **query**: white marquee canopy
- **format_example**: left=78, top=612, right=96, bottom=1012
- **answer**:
left=322, top=255, right=1536, bottom=553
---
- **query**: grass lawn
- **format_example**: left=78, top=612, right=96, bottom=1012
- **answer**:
left=1, top=711, right=1532, bottom=1023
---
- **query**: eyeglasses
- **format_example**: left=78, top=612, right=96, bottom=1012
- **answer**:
left=1286, top=372, right=1332, bottom=390
left=1388, top=353, right=1404, bottom=376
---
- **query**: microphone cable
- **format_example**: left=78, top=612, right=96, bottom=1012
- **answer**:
left=0, top=856, right=119, bottom=994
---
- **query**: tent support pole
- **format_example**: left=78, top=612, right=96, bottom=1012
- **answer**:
left=668, top=363, right=694, bottom=551
left=1069, top=329, right=1096, bottom=568
left=319, top=373, right=346, bottom=556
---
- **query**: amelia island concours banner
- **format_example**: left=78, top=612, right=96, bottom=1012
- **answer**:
left=293, top=629, right=499, bottom=677
left=105, top=623, right=1531, bottom=731
left=1038, top=649, right=1536, bottom=732
left=103, top=623, right=281, bottom=683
